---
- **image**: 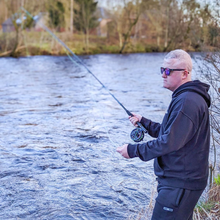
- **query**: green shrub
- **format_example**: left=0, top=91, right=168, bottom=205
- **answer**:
left=196, top=201, right=215, bottom=213
left=214, top=174, right=220, bottom=185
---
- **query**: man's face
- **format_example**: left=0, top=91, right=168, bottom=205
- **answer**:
left=161, top=59, right=184, bottom=92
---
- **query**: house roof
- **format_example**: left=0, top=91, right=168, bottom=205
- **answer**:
left=96, top=7, right=112, bottom=20
left=2, top=18, right=13, bottom=25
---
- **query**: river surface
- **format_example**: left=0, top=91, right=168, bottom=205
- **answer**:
left=0, top=53, right=219, bottom=220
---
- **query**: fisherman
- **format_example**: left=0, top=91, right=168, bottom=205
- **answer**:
left=117, top=49, right=211, bottom=220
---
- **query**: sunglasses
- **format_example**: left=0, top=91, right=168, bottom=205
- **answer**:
left=161, top=67, right=185, bottom=76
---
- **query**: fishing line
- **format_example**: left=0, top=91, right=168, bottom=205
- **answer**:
left=21, top=7, right=147, bottom=142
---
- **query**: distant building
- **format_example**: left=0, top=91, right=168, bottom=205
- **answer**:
left=2, top=18, right=15, bottom=32
left=2, top=13, right=46, bottom=33
left=32, top=13, right=47, bottom=31
left=97, top=18, right=112, bottom=37
left=96, top=7, right=112, bottom=37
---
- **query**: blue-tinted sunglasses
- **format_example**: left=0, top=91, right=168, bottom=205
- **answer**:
left=161, top=67, right=185, bottom=76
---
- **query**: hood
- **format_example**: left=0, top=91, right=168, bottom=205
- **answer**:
left=172, top=80, right=211, bottom=107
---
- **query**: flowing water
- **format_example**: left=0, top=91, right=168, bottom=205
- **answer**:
left=0, top=53, right=219, bottom=220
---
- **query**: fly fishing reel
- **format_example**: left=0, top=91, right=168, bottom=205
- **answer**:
left=130, top=127, right=145, bottom=142
left=130, top=121, right=147, bottom=142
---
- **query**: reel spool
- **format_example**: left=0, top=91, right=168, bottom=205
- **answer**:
left=130, top=127, right=145, bottom=142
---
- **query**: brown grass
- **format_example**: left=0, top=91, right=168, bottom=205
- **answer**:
left=131, top=183, right=220, bottom=220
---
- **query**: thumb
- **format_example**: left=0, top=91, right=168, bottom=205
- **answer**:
left=116, top=146, right=122, bottom=152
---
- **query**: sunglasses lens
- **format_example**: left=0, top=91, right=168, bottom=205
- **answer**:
left=165, top=68, right=170, bottom=75
left=160, top=67, right=170, bottom=76
left=161, top=67, right=170, bottom=75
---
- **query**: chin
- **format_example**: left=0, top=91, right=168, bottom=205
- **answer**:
left=163, top=84, right=171, bottom=91
left=163, top=83, right=168, bottom=89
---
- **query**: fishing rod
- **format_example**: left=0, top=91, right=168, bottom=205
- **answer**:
left=21, top=7, right=147, bottom=142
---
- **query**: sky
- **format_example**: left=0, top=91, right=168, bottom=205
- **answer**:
left=97, top=0, right=123, bottom=9
left=97, top=0, right=216, bottom=8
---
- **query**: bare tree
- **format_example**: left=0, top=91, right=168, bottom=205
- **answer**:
left=192, top=0, right=220, bottom=186
left=70, top=0, right=74, bottom=33
left=74, top=0, right=98, bottom=53
left=119, top=0, right=143, bottom=53
left=109, top=4, right=124, bottom=48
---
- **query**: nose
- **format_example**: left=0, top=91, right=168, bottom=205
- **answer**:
left=161, top=71, right=167, bottom=78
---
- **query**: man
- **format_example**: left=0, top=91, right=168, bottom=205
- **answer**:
left=117, top=49, right=211, bottom=220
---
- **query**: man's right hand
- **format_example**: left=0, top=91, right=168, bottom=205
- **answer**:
left=129, top=113, right=142, bottom=127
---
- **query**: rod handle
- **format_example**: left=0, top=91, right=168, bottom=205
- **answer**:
left=127, top=110, right=147, bottom=133
left=137, top=121, right=147, bottom=133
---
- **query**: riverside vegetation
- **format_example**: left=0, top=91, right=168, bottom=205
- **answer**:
left=0, top=0, right=220, bottom=57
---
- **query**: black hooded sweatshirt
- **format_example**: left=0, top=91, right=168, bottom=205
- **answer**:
left=128, top=80, right=211, bottom=190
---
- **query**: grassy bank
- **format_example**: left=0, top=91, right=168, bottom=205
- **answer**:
left=0, top=30, right=208, bottom=57
left=194, top=179, right=220, bottom=220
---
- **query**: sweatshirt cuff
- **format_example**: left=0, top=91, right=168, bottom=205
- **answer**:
left=127, top=144, right=137, bottom=158
left=140, top=117, right=150, bottom=129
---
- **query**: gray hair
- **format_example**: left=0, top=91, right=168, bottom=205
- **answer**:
left=164, top=49, right=193, bottom=73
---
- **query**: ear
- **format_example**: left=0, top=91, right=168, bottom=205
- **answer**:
left=182, top=70, right=188, bottom=79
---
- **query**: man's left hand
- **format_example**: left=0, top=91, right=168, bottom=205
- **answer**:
left=116, top=144, right=130, bottom=159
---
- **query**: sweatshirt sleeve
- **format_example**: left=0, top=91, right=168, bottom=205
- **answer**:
left=140, top=117, right=161, bottom=138
left=128, top=110, right=196, bottom=161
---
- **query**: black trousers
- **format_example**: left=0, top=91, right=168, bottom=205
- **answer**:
left=151, top=183, right=205, bottom=220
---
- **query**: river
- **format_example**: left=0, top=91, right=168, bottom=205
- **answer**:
left=0, top=53, right=219, bottom=220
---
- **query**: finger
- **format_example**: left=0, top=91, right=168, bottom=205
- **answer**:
left=130, top=118, right=138, bottom=124
left=116, top=146, right=122, bottom=152
left=130, top=117, right=137, bottom=121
